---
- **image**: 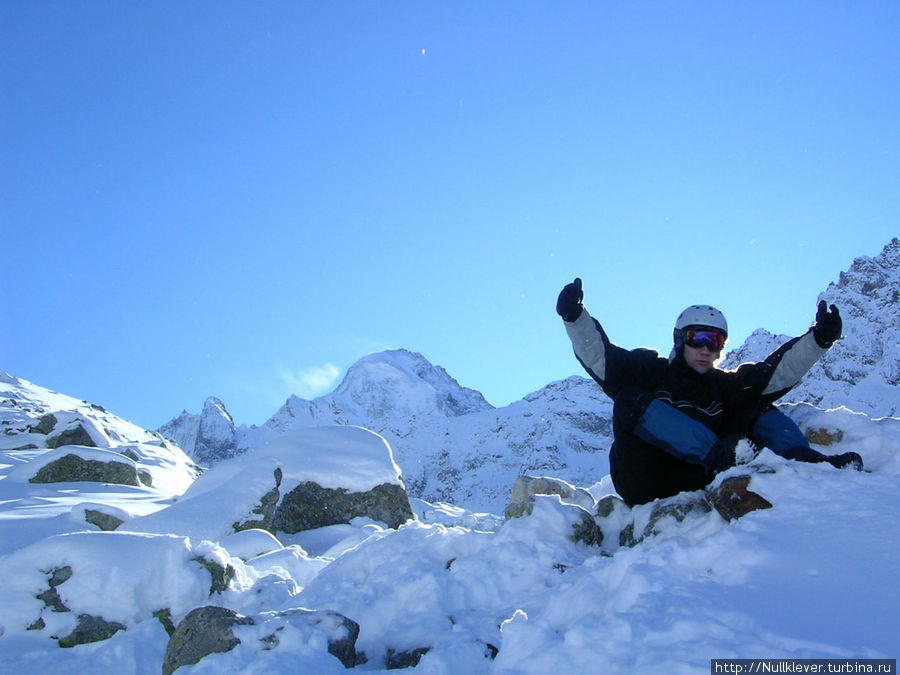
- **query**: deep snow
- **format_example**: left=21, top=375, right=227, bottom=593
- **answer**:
left=1, top=372, right=898, bottom=673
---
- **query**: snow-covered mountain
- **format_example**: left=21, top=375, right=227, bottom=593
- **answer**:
left=161, top=351, right=613, bottom=513
left=721, top=238, right=900, bottom=418
left=158, top=396, right=238, bottom=465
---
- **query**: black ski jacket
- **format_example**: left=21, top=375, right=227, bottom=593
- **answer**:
left=564, top=308, right=828, bottom=436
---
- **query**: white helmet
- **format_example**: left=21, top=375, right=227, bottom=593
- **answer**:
left=671, top=306, right=728, bottom=361
left=674, top=305, right=728, bottom=336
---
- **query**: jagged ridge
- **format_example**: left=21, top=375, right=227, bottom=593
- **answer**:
left=721, top=238, right=899, bottom=418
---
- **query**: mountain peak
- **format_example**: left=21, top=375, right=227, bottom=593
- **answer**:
left=833, top=237, right=900, bottom=304
left=158, top=396, right=237, bottom=465
left=335, top=349, right=492, bottom=418
left=202, top=396, right=233, bottom=424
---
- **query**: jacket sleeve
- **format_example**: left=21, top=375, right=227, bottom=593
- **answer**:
left=564, top=308, right=663, bottom=398
left=732, top=330, right=828, bottom=403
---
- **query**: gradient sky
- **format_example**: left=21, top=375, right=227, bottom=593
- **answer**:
left=3, top=2, right=898, bottom=430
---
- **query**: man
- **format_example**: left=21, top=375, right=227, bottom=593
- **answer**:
left=556, top=278, right=863, bottom=507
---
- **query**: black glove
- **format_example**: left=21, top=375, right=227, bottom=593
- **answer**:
left=812, top=300, right=842, bottom=348
left=556, top=278, right=584, bottom=322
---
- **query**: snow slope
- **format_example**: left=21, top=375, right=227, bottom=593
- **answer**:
left=0, top=373, right=199, bottom=553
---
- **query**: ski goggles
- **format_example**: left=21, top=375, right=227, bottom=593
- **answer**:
left=684, top=328, right=726, bottom=351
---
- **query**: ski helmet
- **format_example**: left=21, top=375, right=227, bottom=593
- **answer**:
left=674, top=305, right=728, bottom=336
left=672, top=305, right=728, bottom=357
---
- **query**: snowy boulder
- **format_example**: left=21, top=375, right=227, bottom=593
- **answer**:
left=619, top=492, right=713, bottom=548
left=24, top=447, right=144, bottom=487
left=162, top=605, right=361, bottom=674
left=162, top=606, right=253, bottom=675
left=505, top=477, right=604, bottom=547
left=220, top=528, right=284, bottom=561
left=122, top=458, right=287, bottom=543
left=504, top=475, right=597, bottom=520
left=0, top=531, right=241, bottom=647
left=503, top=494, right=603, bottom=549
left=233, top=467, right=282, bottom=533
left=57, top=613, right=128, bottom=648
left=123, top=426, right=413, bottom=543
left=70, top=502, right=133, bottom=531
left=30, top=413, right=58, bottom=435
left=47, top=424, right=97, bottom=449
left=264, top=426, right=414, bottom=533
left=706, top=475, right=773, bottom=522
left=273, top=481, right=412, bottom=532
left=45, top=412, right=112, bottom=449
left=245, top=545, right=329, bottom=588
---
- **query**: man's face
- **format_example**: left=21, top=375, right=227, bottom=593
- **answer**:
left=683, top=343, right=720, bottom=374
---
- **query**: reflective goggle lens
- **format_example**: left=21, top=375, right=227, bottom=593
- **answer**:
left=685, top=328, right=726, bottom=351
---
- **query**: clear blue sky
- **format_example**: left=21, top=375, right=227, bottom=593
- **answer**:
left=3, top=2, right=898, bottom=430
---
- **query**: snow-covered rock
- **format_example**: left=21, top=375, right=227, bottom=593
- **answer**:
left=0, top=375, right=200, bottom=552
left=0, top=531, right=237, bottom=645
left=124, top=426, right=413, bottom=542
left=161, top=605, right=361, bottom=674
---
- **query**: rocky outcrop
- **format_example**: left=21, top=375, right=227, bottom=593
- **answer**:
left=162, top=606, right=253, bottom=675
left=706, top=475, right=773, bottom=522
left=273, top=481, right=414, bottom=533
left=47, top=424, right=96, bottom=449
left=505, top=475, right=596, bottom=520
left=162, top=605, right=361, bottom=675
left=30, top=453, right=140, bottom=486
left=233, top=467, right=282, bottom=533
left=158, top=397, right=239, bottom=466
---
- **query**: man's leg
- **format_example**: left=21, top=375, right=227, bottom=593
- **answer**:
left=751, top=408, right=863, bottom=469
left=751, top=408, right=823, bottom=462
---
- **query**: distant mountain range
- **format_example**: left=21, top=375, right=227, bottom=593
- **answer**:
left=159, top=350, right=615, bottom=513
left=159, top=239, right=900, bottom=513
